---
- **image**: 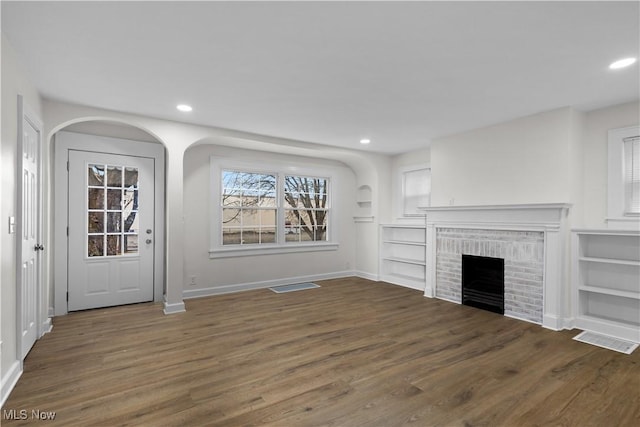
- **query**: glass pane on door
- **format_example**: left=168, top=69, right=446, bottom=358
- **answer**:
left=87, top=163, right=139, bottom=257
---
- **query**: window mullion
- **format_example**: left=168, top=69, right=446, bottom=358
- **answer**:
left=277, top=173, right=285, bottom=244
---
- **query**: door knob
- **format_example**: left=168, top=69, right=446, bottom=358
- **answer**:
left=34, top=244, right=44, bottom=251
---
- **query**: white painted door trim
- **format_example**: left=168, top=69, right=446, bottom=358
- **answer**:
left=53, top=130, right=165, bottom=315
left=16, top=95, right=50, bottom=360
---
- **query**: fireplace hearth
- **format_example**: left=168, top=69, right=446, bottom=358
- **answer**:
left=462, top=254, right=504, bottom=315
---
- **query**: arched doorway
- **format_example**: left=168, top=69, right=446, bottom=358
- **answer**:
left=51, top=120, right=166, bottom=315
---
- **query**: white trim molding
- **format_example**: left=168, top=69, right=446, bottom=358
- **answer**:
left=419, top=203, right=572, bottom=331
left=209, top=242, right=339, bottom=259
left=1, top=361, right=22, bottom=408
left=163, top=296, right=186, bottom=315
left=354, top=270, right=379, bottom=281
left=183, top=270, right=353, bottom=299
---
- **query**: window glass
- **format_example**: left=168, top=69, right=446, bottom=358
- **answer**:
left=403, top=168, right=431, bottom=216
left=87, top=163, right=138, bottom=257
left=284, top=176, right=329, bottom=242
left=220, top=170, right=330, bottom=246
left=221, top=171, right=277, bottom=245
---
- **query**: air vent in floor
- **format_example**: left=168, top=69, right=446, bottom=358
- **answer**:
left=573, top=331, right=638, bottom=354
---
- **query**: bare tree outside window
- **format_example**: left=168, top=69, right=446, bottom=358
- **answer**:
left=284, top=175, right=328, bottom=242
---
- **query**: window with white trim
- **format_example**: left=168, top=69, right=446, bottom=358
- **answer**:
left=402, top=167, right=431, bottom=216
left=607, top=126, right=640, bottom=228
left=624, top=136, right=639, bottom=215
left=211, top=157, right=336, bottom=256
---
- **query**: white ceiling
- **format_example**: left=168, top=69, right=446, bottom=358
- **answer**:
left=2, top=1, right=639, bottom=154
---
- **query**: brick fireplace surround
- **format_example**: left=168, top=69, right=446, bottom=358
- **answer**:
left=419, top=204, right=572, bottom=330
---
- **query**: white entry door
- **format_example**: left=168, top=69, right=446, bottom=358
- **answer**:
left=68, top=150, right=155, bottom=311
left=19, top=101, right=42, bottom=358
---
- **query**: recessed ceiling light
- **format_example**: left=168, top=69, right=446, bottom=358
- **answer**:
left=176, top=104, right=193, bottom=112
left=609, top=57, right=637, bottom=70
left=360, top=138, right=371, bottom=145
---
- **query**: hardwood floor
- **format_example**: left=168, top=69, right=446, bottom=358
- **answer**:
left=3, top=278, right=639, bottom=426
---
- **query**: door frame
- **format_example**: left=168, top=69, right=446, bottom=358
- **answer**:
left=53, top=130, right=166, bottom=315
left=16, top=95, right=49, bottom=359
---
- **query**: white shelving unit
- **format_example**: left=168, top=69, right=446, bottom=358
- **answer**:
left=379, top=224, right=426, bottom=291
left=572, top=229, right=640, bottom=343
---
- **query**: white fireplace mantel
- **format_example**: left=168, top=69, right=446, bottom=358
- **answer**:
left=418, top=203, right=572, bottom=331
left=419, top=203, right=571, bottom=231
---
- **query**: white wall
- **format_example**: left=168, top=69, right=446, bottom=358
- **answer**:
left=430, top=107, right=577, bottom=207
left=399, top=102, right=638, bottom=228
left=391, top=147, right=430, bottom=171
left=183, top=145, right=357, bottom=295
left=1, top=33, right=44, bottom=404
left=583, top=101, right=640, bottom=228
left=568, top=109, right=586, bottom=227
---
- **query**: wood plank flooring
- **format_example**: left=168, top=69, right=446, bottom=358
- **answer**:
left=3, top=278, right=639, bottom=426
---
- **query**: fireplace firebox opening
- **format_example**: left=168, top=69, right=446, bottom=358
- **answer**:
left=461, top=254, right=505, bottom=315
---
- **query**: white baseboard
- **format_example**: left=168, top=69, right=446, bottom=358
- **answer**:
left=163, top=300, right=186, bottom=315
left=354, top=270, right=378, bottom=281
left=183, top=270, right=354, bottom=300
left=542, top=314, right=563, bottom=331
left=505, top=312, right=542, bottom=326
left=41, top=317, right=53, bottom=336
left=542, top=315, right=574, bottom=331
left=1, top=361, right=22, bottom=408
left=562, top=317, right=575, bottom=331
left=434, top=295, right=461, bottom=305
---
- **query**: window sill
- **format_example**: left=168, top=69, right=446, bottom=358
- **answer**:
left=209, top=242, right=340, bottom=259
left=605, top=216, right=640, bottom=230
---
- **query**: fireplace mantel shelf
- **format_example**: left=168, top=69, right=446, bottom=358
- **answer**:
left=417, top=203, right=571, bottom=232
left=418, top=203, right=572, bottom=212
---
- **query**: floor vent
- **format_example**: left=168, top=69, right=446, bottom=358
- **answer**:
left=269, top=283, right=320, bottom=294
left=573, top=331, right=638, bottom=354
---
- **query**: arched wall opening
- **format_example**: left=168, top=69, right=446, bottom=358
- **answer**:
left=48, top=118, right=168, bottom=316
left=182, top=141, right=363, bottom=296
left=182, top=137, right=389, bottom=289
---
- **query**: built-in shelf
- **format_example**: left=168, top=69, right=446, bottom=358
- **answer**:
left=382, top=256, right=426, bottom=266
left=382, top=239, right=426, bottom=247
left=356, top=185, right=373, bottom=221
left=380, top=224, right=426, bottom=291
left=578, top=285, right=640, bottom=300
left=353, top=216, right=374, bottom=223
left=579, top=256, right=640, bottom=266
left=572, top=229, right=640, bottom=343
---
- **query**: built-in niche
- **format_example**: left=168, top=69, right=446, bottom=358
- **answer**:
left=354, top=184, right=373, bottom=222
